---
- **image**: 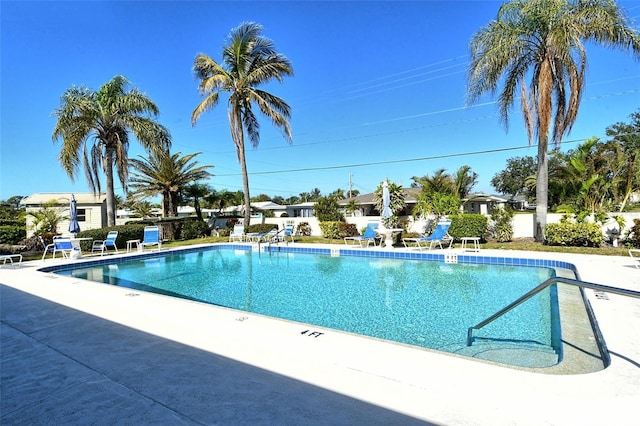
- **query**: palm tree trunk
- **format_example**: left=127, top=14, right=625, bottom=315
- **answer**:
left=104, top=150, right=116, bottom=227
left=230, top=107, right=251, bottom=226
left=535, top=135, right=549, bottom=242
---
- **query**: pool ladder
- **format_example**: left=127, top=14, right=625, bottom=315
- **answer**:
left=466, top=277, right=640, bottom=347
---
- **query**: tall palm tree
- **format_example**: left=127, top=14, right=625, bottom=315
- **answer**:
left=192, top=22, right=293, bottom=226
left=53, top=75, right=171, bottom=226
left=128, top=150, right=213, bottom=218
left=467, top=0, right=640, bottom=241
left=606, top=110, right=640, bottom=211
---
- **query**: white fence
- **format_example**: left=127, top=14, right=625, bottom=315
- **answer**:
left=261, top=212, right=640, bottom=240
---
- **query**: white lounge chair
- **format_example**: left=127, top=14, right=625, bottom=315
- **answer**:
left=229, top=224, right=245, bottom=242
left=403, top=221, right=453, bottom=250
left=630, top=249, right=640, bottom=269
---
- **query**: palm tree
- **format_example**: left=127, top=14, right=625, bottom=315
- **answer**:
left=453, top=165, right=478, bottom=199
left=192, top=22, right=293, bottom=226
left=606, top=110, right=640, bottom=211
left=128, top=150, right=213, bottom=218
left=53, top=75, right=171, bottom=226
left=411, top=168, right=455, bottom=194
left=183, top=183, right=211, bottom=221
left=467, top=0, right=640, bottom=241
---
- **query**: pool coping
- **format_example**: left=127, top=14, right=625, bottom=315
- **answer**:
left=2, top=244, right=640, bottom=425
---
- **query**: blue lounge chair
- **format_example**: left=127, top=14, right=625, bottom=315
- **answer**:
left=52, top=236, right=74, bottom=259
left=403, top=220, right=453, bottom=250
left=229, top=224, right=245, bottom=242
left=344, top=223, right=380, bottom=248
left=141, top=226, right=161, bottom=250
left=39, top=236, right=55, bottom=260
left=91, top=231, right=119, bottom=255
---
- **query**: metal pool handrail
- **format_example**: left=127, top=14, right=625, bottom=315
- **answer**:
left=466, top=277, right=640, bottom=346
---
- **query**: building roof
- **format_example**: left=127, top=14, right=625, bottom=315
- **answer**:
left=339, top=187, right=421, bottom=206
left=21, top=192, right=107, bottom=205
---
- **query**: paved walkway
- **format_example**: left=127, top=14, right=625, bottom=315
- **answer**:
left=1, top=246, right=639, bottom=425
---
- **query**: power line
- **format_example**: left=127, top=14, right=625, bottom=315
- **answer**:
left=214, top=137, right=597, bottom=178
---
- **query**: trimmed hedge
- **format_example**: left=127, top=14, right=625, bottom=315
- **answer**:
left=77, top=224, right=147, bottom=250
left=181, top=219, right=210, bottom=239
left=544, top=222, right=603, bottom=247
left=448, top=214, right=488, bottom=242
left=0, top=226, right=26, bottom=245
left=246, top=223, right=277, bottom=234
left=319, top=221, right=342, bottom=239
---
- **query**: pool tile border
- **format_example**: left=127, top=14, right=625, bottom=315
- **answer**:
left=39, top=243, right=578, bottom=277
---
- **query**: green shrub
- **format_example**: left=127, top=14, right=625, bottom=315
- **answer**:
left=0, top=225, right=26, bottom=244
left=181, top=219, right=210, bottom=240
left=77, top=224, right=147, bottom=250
left=319, top=221, right=343, bottom=239
left=545, top=222, right=603, bottom=247
left=0, top=219, right=24, bottom=227
left=489, top=207, right=514, bottom=242
left=246, top=223, right=277, bottom=234
left=339, top=223, right=358, bottom=237
left=448, top=214, right=488, bottom=242
left=625, top=218, right=640, bottom=248
left=296, top=222, right=312, bottom=237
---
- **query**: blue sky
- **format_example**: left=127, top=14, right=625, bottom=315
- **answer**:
left=1, top=0, right=639, bottom=202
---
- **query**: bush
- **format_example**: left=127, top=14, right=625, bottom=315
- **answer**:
left=545, top=222, right=603, bottom=247
left=181, top=219, right=210, bottom=240
left=246, top=223, right=277, bottom=234
left=77, top=224, right=147, bottom=250
left=625, top=218, right=640, bottom=248
left=296, top=222, right=312, bottom=237
left=0, top=225, right=26, bottom=245
left=489, top=207, right=514, bottom=242
left=339, top=223, right=358, bottom=237
left=448, top=214, right=488, bottom=242
left=319, top=221, right=343, bottom=239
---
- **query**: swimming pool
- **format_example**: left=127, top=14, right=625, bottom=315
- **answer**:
left=52, top=245, right=563, bottom=368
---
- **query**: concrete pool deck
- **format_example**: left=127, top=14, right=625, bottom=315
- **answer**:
left=1, top=245, right=639, bottom=425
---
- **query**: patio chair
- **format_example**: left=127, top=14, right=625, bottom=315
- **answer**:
left=278, top=223, right=295, bottom=243
left=250, top=228, right=279, bottom=243
left=141, top=226, right=161, bottom=251
left=630, top=249, right=640, bottom=269
left=91, top=231, right=119, bottom=255
left=403, top=220, right=453, bottom=250
left=52, top=236, right=74, bottom=259
left=229, top=224, right=245, bottom=242
left=344, top=223, right=380, bottom=248
left=39, top=236, right=55, bottom=260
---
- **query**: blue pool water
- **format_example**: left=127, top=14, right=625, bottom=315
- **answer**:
left=55, top=246, right=559, bottom=364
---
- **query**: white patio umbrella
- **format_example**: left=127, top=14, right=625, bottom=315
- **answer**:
left=381, top=181, right=393, bottom=222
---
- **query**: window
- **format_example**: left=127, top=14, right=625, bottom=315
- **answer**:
left=77, top=209, right=86, bottom=222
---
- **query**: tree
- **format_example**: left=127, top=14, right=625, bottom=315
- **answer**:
left=183, top=183, right=212, bottom=221
left=27, top=200, right=68, bottom=234
left=452, top=165, right=478, bottom=199
left=606, top=110, right=640, bottom=211
left=53, top=75, right=172, bottom=226
left=128, top=150, right=213, bottom=218
left=313, top=196, right=344, bottom=222
left=411, top=168, right=454, bottom=194
left=491, top=156, right=537, bottom=199
left=468, top=0, right=640, bottom=241
left=192, top=22, right=293, bottom=226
